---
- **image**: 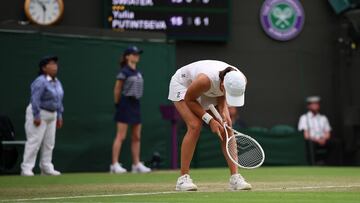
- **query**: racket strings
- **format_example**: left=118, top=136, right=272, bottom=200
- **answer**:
left=227, top=135, right=264, bottom=168
left=207, top=104, right=264, bottom=169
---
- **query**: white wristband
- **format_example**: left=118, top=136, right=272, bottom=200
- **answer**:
left=202, top=113, right=213, bottom=124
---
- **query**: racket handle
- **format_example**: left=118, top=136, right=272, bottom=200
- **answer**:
left=208, top=104, right=223, bottom=123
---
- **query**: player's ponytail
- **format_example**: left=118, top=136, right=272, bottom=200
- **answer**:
left=119, top=54, right=128, bottom=68
left=219, top=67, right=236, bottom=81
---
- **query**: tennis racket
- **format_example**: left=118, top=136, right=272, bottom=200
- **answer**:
left=209, top=104, right=265, bottom=169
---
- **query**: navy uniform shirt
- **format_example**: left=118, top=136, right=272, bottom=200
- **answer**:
left=116, top=65, right=144, bottom=99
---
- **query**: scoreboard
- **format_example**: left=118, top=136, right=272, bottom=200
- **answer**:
left=106, top=0, right=230, bottom=41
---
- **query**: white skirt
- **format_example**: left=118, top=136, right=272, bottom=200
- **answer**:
left=168, top=76, right=217, bottom=110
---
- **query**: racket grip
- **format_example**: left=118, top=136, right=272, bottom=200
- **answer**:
left=208, top=104, right=223, bottom=123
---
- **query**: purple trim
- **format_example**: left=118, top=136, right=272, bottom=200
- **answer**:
left=295, top=16, right=303, bottom=29
left=263, top=16, right=271, bottom=28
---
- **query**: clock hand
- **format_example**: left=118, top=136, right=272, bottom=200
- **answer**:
left=38, top=0, right=47, bottom=23
left=37, top=0, right=47, bottom=12
left=34, top=0, right=46, bottom=23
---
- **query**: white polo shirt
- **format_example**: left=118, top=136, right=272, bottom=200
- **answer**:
left=298, top=111, right=331, bottom=139
left=168, top=60, right=243, bottom=109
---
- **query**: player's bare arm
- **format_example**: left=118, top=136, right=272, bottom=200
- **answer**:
left=216, top=96, right=232, bottom=126
left=184, top=74, right=224, bottom=140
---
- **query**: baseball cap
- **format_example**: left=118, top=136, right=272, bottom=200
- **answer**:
left=224, top=71, right=247, bottom=107
left=38, top=55, right=58, bottom=68
left=123, top=45, right=143, bottom=55
left=306, top=96, right=321, bottom=103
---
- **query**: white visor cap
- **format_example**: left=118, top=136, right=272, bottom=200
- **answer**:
left=224, top=70, right=246, bottom=107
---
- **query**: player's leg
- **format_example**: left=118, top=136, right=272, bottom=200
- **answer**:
left=219, top=107, right=252, bottom=190
left=174, top=100, right=201, bottom=191
left=110, top=122, right=128, bottom=173
left=168, top=76, right=199, bottom=190
left=112, top=122, right=128, bottom=164
left=201, top=100, right=238, bottom=175
left=131, top=124, right=141, bottom=165
left=131, top=124, right=151, bottom=173
left=207, top=105, right=251, bottom=190
left=219, top=129, right=251, bottom=190
left=175, top=101, right=202, bottom=175
left=220, top=132, right=238, bottom=174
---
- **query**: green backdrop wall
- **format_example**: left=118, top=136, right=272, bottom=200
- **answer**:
left=0, top=30, right=308, bottom=173
left=0, top=30, right=176, bottom=172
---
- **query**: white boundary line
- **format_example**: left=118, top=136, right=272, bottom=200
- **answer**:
left=2, top=185, right=360, bottom=202
left=1, top=191, right=177, bottom=202
left=256, top=184, right=360, bottom=191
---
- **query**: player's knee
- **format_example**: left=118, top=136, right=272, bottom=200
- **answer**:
left=187, top=119, right=202, bottom=134
left=115, top=133, right=126, bottom=142
left=132, top=133, right=141, bottom=142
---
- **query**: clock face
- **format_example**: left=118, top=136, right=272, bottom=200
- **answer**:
left=25, top=0, right=64, bottom=25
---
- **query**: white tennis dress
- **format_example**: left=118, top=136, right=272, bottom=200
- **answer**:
left=168, top=60, right=242, bottom=109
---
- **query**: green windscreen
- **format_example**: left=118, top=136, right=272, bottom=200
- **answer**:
left=0, top=31, right=176, bottom=172
left=0, top=30, right=307, bottom=173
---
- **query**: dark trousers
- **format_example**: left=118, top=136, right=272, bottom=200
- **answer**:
left=305, top=140, right=327, bottom=165
left=306, top=138, right=343, bottom=165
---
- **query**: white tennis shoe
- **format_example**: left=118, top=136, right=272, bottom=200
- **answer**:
left=110, top=162, right=127, bottom=174
left=175, top=174, right=198, bottom=191
left=229, top=174, right=252, bottom=190
left=41, top=169, right=61, bottom=176
left=21, top=170, right=34, bottom=176
left=131, top=162, right=151, bottom=173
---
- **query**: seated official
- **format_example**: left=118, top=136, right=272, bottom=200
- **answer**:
left=298, top=96, right=331, bottom=165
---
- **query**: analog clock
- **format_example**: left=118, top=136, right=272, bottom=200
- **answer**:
left=24, top=0, right=64, bottom=26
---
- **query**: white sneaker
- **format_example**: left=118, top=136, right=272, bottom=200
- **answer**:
left=21, top=170, right=34, bottom=176
left=229, top=174, right=252, bottom=190
left=110, top=162, right=127, bottom=174
left=175, top=174, right=198, bottom=191
left=132, top=162, right=151, bottom=173
left=41, top=169, right=61, bottom=176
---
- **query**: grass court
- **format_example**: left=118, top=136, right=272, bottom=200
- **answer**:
left=0, top=167, right=359, bottom=202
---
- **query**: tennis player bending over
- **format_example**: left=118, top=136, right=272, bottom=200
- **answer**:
left=168, top=60, right=251, bottom=191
